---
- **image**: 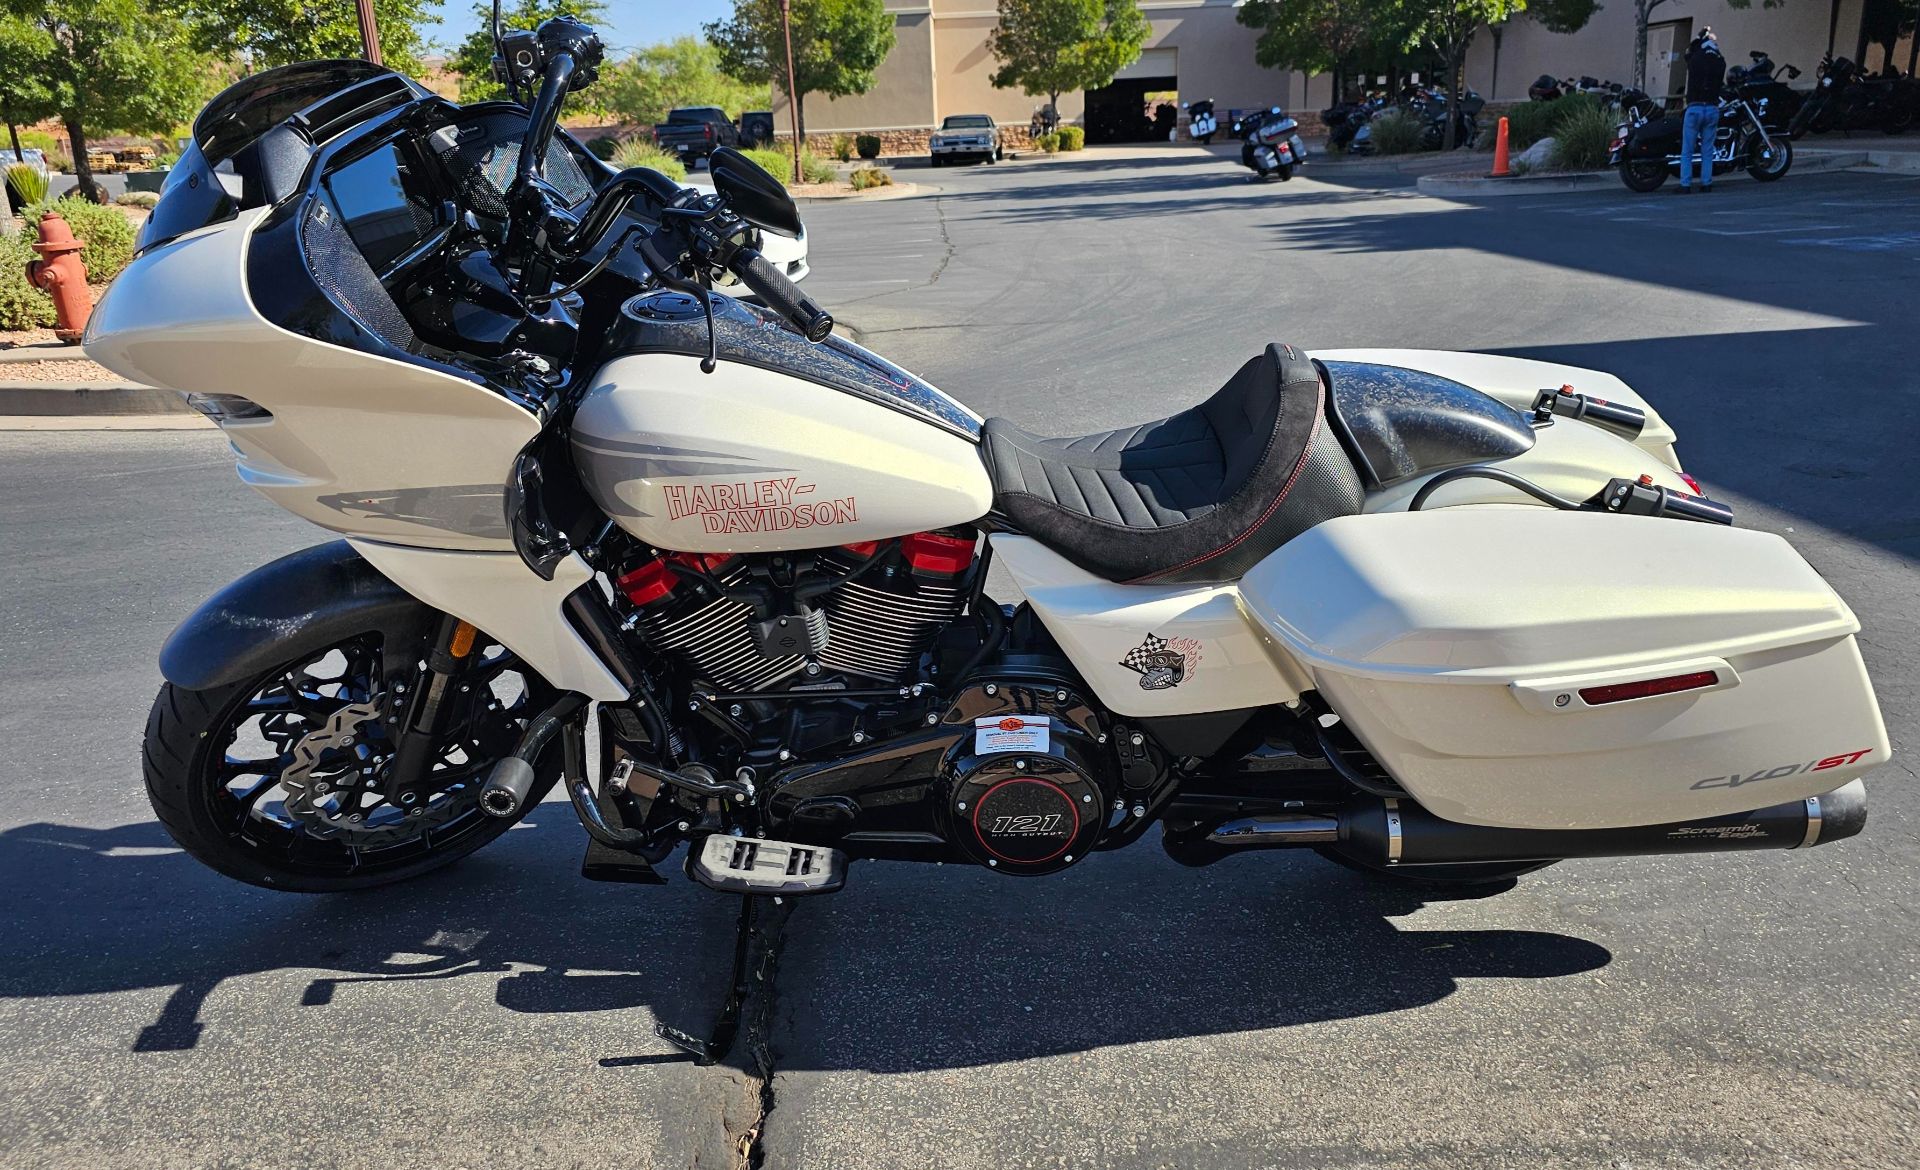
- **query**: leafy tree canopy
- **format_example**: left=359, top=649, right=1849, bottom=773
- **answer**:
left=175, top=0, right=438, bottom=76
left=987, top=0, right=1149, bottom=108
left=4, top=0, right=212, bottom=199
left=706, top=0, right=895, bottom=106
left=600, top=36, right=766, bottom=125
left=1237, top=0, right=1418, bottom=75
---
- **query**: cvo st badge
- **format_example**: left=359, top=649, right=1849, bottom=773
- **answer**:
left=1119, top=633, right=1202, bottom=691
left=1692, top=747, right=1875, bottom=790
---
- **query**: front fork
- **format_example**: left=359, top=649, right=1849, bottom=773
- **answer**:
left=384, top=615, right=482, bottom=801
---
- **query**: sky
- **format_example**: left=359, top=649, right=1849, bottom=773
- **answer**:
left=423, top=0, right=736, bottom=56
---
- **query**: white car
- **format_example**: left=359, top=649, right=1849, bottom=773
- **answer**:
left=684, top=173, right=811, bottom=285
left=929, top=115, right=1002, bottom=166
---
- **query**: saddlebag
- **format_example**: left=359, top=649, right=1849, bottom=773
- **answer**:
left=1241, top=509, right=1888, bottom=830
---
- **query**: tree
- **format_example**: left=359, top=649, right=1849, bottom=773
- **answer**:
left=452, top=0, right=610, bottom=103
left=1401, top=0, right=1590, bottom=148
left=0, top=16, right=56, bottom=161
left=705, top=0, right=896, bottom=139
left=986, top=0, right=1149, bottom=121
left=600, top=36, right=766, bottom=126
left=5, top=0, right=211, bottom=203
left=177, top=0, right=438, bottom=76
left=1237, top=0, right=1416, bottom=99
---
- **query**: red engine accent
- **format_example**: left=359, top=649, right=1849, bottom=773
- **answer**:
left=902, top=531, right=976, bottom=577
left=617, top=552, right=737, bottom=607
left=839, top=540, right=884, bottom=558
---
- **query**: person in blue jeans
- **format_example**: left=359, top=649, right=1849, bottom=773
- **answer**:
left=1679, top=29, right=1726, bottom=193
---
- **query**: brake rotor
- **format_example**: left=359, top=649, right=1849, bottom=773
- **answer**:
left=277, top=697, right=477, bottom=846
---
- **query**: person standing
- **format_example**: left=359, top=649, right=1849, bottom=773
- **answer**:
left=1679, top=28, right=1727, bottom=193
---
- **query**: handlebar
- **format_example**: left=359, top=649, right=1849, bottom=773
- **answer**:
left=729, top=248, right=834, bottom=342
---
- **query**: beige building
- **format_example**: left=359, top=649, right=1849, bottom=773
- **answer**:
left=784, top=0, right=1911, bottom=144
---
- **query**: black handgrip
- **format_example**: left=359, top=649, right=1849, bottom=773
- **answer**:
left=730, top=248, right=833, bottom=342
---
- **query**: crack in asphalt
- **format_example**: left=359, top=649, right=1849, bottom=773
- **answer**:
left=730, top=898, right=794, bottom=1170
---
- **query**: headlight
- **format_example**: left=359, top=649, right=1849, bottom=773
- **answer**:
left=930, top=135, right=945, bottom=145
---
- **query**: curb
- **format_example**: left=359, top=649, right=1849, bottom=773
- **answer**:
left=0, top=342, right=86, bottom=364
left=1416, top=149, right=1869, bottom=196
left=0, top=381, right=193, bottom=417
left=793, top=181, right=927, bottom=205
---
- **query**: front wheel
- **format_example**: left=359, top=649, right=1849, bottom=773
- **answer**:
left=1620, top=158, right=1668, bottom=192
left=1747, top=134, right=1793, bottom=181
left=143, top=627, right=559, bottom=892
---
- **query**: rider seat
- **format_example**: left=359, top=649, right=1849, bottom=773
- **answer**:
left=981, top=343, right=1364, bottom=584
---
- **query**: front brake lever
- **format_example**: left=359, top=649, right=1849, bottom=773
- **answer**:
left=639, top=234, right=719, bottom=374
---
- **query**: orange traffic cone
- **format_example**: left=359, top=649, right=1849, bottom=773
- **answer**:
left=1489, top=116, right=1512, bottom=178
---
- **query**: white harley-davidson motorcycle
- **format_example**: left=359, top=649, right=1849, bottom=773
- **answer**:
left=90, top=17, right=1887, bottom=1056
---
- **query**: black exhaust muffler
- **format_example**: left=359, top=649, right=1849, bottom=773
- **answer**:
left=1200, top=781, right=1866, bottom=868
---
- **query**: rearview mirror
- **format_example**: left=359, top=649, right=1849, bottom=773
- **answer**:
left=708, top=146, right=803, bottom=238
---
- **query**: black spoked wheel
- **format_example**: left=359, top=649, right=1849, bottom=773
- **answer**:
left=1315, top=847, right=1558, bottom=887
left=1620, top=158, right=1668, bottom=192
left=1747, top=134, right=1793, bottom=181
left=143, top=627, right=559, bottom=892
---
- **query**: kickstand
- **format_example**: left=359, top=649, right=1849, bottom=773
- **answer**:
left=655, top=893, right=761, bottom=1066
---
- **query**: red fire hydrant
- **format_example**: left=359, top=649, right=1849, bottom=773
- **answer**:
left=27, top=211, right=91, bottom=344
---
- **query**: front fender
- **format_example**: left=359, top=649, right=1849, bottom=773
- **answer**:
left=159, top=541, right=430, bottom=690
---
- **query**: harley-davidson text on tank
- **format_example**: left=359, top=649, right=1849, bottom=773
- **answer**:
left=663, top=475, right=859, bottom=535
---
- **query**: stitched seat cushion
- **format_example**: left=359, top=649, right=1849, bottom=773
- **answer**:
left=981, top=343, right=1364, bottom=583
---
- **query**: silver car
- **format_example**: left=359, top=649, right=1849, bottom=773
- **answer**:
left=929, top=115, right=1001, bottom=166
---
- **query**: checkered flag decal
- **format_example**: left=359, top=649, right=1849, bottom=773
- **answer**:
left=1119, top=633, right=1170, bottom=673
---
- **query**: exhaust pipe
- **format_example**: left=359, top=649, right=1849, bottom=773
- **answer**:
left=1201, top=781, right=1867, bottom=867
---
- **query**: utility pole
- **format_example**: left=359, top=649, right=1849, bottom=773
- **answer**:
left=781, top=0, right=801, bottom=184
left=356, top=0, right=385, bottom=65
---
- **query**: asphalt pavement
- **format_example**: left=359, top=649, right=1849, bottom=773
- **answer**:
left=2, top=145, right=1916, bottom=1169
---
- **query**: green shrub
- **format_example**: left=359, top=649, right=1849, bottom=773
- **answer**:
left=855, top=134, right=881, bottom=159
left=22, top=196, right=137, bottom=282
left=1501, top=91, right=1607, bottom=153
left=0, top=232, right=55, bottom=330
left=20, top=130, right=58, bottom=153
left=849, top=166, right=893, bottom=191
left=45, top=152, right=71, bottom=174
left=739, top=147, right=836, bottom=186
left=115, top=191, right=160, bottom=208
left=609, top=138, right=687, bottom=180
left=1054, top=125, right=1084, bottom=151
left=1033, top=131, right=1059, bottom=153
left=6, top=163, right=47, bottom=205
left=584, top=136, right=618, bottom=161
left=1368, top=110, right=1425, bottom=155
left=830, top=134, right=855, bottom=162
left=1548, top=102, right=1618, bottom=172
left=801, top=151, right=836, bottom=184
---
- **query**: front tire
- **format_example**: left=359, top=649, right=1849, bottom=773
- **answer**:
left=1621, top=158, right=1668, bottom=192
left=143, top=628, right=559, bottom=893
left=1747, top=135, right=1793, bottom=181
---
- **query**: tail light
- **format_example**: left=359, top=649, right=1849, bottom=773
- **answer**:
left=1579, top=670, right=1720, bottom=705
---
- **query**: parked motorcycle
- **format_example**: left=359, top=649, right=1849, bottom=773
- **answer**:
left=1185, top=99, right=1218, bottom=145
left=86, top=16, right=1888, bottom=1059
left=1790, top=54, right=1914, bottom=137
left=1611, top=93, right=1793, bottom=191
left=1725, top=50, right=1805, bottom=131
left=1238, top=106, right=1308, bottom=178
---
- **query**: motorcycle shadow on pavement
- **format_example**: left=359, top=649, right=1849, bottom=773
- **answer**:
left=0, top=814, right=735, bottom=1057
left=759, top=847, right=1611, bottom=1072
left=0, top=818, right=1609, bottom=1070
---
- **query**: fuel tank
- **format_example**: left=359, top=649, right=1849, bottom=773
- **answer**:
left=572, top=291, right=994, bottom=553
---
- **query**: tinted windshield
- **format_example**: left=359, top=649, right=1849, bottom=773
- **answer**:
left=194, top=59, right=393, bottom=163
left=135, top=141, right=237, bottom=253
left=942, top=116, right=993, bottom=129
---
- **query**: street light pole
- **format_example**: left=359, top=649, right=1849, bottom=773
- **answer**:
left=780, top=0, right=801, bottom=184
left=356, top=0, right=385, bottom=66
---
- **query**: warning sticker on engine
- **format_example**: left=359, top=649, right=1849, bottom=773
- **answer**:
left=974, top=715, right=1051, bottom=755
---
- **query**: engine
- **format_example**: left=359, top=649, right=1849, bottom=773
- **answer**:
left=613, top=529, right=976, bottom=694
